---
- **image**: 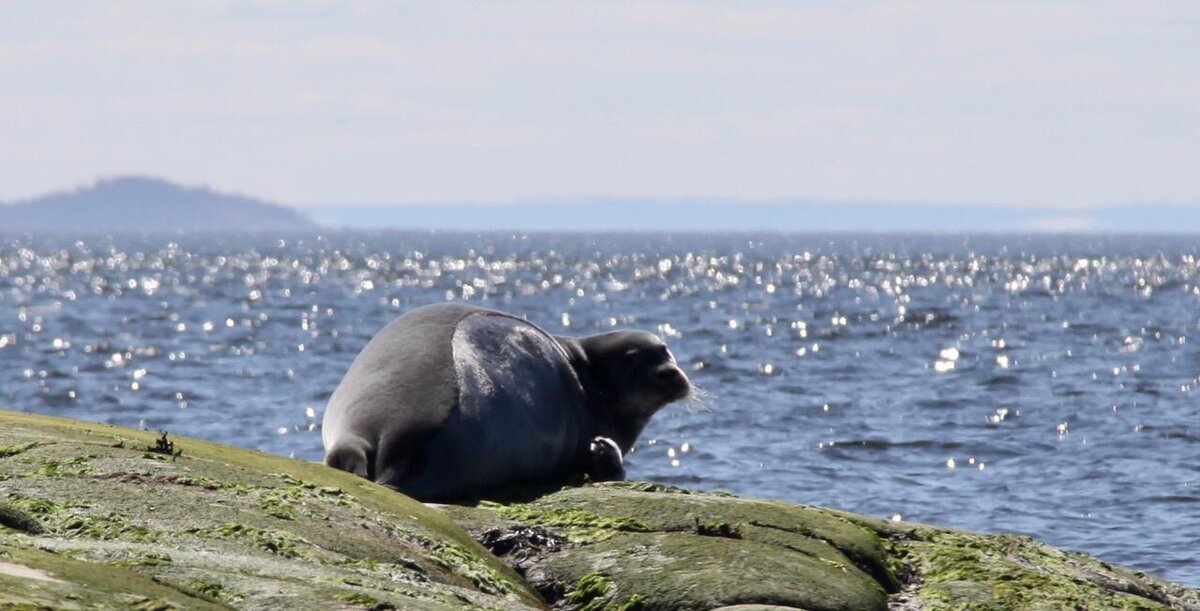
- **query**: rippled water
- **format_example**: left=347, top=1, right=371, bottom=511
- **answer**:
left=2, top=231, right=1198, bottom=586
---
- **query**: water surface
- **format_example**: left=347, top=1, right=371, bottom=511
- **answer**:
left=2, top=231, right=1198, bottom=586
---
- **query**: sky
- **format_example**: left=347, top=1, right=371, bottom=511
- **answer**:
left=2, top=1, right=1198, bottom=212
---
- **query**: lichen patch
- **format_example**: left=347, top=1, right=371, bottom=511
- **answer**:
left=0, top=560, right=65, bottom=583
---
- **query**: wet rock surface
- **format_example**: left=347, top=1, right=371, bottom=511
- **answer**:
left=446, top=482, right=1200, bottom=611
left=3, top=409, right=1199, bottom=610
left=0, top=410, right=541, bottom=609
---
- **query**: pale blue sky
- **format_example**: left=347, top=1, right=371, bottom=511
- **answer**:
left=2, top=2, right=1197, bottom=210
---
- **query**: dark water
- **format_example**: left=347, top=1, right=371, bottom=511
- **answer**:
left=2, top=231, right=1199, bottom=586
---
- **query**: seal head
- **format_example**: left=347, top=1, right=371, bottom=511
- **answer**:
left=560, top=330, right=691, bottom=453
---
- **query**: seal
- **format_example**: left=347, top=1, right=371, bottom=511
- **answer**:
left=322, top=303, right=691, bottom=502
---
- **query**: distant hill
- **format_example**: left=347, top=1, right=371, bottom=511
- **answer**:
left=0, top=176, right=317, bottom=233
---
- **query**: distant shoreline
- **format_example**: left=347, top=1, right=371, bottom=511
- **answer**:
left=304, top=201, right=1200, bottom=233
left=0, top=176, right=316, bottom=233
left=4, top=175, right=1196, bottom=233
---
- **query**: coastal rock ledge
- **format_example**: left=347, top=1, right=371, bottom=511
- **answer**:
left=0, top=410, right=1196, bottom=610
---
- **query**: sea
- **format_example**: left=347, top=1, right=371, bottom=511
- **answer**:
left=2, top=231, right=1198, bottom=587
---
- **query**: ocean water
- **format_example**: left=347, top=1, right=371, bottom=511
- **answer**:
left=2, top=231, right=1198, bottom=586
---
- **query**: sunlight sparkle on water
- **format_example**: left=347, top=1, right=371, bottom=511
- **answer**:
left=4, top=233, right=1200, bottom=587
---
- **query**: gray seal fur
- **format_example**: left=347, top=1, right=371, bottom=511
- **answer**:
left=322, top=303, right=691, bottom=502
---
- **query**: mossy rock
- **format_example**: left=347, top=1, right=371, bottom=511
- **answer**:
left=889, top=527, right=1200, bottom=610
left=3, top=408, right=1198, bottom=611
left=447, top=483, right=1200, bottom=611
left=447, top=484, right=894, bottom=610
left=0, top=410, right=542, bottom=610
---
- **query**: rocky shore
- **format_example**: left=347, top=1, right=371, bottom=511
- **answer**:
left=1, top=410, right=1196, bottom=610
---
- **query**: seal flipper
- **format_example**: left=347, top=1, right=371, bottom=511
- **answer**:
left=324, top=435, right=374, bottom=480
left=583, top=436, right=625, bottom=482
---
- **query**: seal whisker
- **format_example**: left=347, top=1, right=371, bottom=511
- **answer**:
left=682, top=384, right=713, bottom=413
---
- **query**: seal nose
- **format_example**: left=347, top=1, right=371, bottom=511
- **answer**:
left=656, top=365, right=690, bottom=398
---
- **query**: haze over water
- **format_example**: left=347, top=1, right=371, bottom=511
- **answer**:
left=2, top=231, right=1198, bottom=586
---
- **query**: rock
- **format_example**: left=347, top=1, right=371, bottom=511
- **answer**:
left=0, top=410, right=541, bottom=609
left=445, top=482, right=1200, bottom=611
left=3, top=409, right=1198, bottom=611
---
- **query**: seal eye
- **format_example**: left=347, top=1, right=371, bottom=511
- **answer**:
left=624, top=346, right=662, bottom=363
left=656, top=345, right=671, bottom=362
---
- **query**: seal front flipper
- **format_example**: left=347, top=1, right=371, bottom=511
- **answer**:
left=324, top=434, right=374, bottom=480
left=584, top=436, right=625, bottom=482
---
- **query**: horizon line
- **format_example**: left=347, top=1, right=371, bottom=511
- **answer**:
left=299, top=198, right=1200, bottom=211
left=5, top=174, right=1198, bottom=212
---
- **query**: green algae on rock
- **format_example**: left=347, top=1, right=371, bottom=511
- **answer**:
left=3, top=408, right=1199, bottom=611
left=0, top=410, right=542, bottom=610
left=446, top=484, right=894, bottom=610
left=447, top=483, right=1200, bottom=611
